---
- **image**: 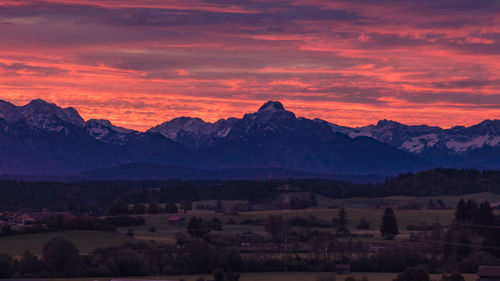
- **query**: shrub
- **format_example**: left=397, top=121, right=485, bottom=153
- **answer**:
left=345, top=276, right=356, bottom=281
left=393, top=266, right=430, bottom=281
left=0, top=252, right=14, bottom=278
left=439, top=271, right=465, bottom=281
left=42, top=236, right=81, bottom=276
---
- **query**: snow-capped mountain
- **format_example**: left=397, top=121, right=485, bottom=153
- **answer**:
left=0, top=99, right=189, bottom=175
left=1, top=98, right=500, bottom=176
left=85, top=119, right=136, bottom=145
left=147, top=116, right=237, bottom=150
left=319, top=118, right=500, bottom=155
left=0, top=99, right=84, bottom=133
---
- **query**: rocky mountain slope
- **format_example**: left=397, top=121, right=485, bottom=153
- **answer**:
left=1, top=99, right=499, bottom=176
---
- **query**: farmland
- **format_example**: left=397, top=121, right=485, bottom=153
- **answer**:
left=0, top=230, right=134, bottom=257
left=1, top=192, right=498, bottom=256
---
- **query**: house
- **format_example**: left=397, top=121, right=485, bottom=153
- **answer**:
left=8, top=211, right=75, bottom=225
left=167, top=216, right=185, bottom=226
left=478, top=266, right=500, bottom=281
left=335, top=264, right=350, bottom=275
left=27, top=212, right=75, bottom=223
left=8, top=213, right=36, bottom=225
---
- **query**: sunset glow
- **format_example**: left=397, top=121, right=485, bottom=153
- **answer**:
left=1, top=0, right=500, bottom=130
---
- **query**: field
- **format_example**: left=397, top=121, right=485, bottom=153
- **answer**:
left=49, top=272, right=479, bottom=281
left=1, top=192, right=497, bottom=258
left=323, top=192, right=500, bottom=209
left=123, top=207, right=458, bottom=243
left=0, top=230, right=134, bottom=257
left=122, top=192, right=499, bottom=245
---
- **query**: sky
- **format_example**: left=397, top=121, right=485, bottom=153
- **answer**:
left=1, top=0, right=500, bottom=130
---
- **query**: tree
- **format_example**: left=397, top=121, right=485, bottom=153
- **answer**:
left=264, top=215, right=282, bottom=238
left=481, top=230, right=500, bottom=258
left=455, top=199, right=467, bottom=222
left=213, top=268, right=225, bottom=281
left=436, top=199, right=445, bottom=208
left=225, top=271, right=241, bottom=281
left=440, top=271, right=465, bottom=281
left=427, top=199, right=435, bottom=209
left=106, top=198, right=129, bottom=215
left=215, top=200, right=224, bottom=212
left=465, top=199, right=477, bottom=222
left=18, top=250, right=43, bottom=277
left=147, top=202, right=162, bottom=214
left=443, top=230, right=453, bottom=258
left=476, top=201, right=495, bottom=227
left=211, top=217, right=223, bottom=231
left=47, top=215, right=65, bottom=228
left=42, top=236, right=81, bottom=276
left=336, top=207, right=349, bottom=234
left=165, top=202, right=178, bottom=214
left=380, top=208, right=399, bottom=240
left=0, top=252, right=14, bottom=278
left=0, top=224, right=11, bottom=236
left=393, top=266, right=430, bottom=281
left=133, top=203, right=146, bottom=214
left=187, top=217, right=210, bottom=238
left=180, top=200, right=193, bottom=212
left=456, top=230, right=472, bottom=260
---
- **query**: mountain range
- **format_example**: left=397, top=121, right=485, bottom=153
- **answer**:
left=1, top=99, right=499, bottom=178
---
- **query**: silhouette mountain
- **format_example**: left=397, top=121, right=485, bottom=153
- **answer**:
left=1, top=99, right=499, bottom=177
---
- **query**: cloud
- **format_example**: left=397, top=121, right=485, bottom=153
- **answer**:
left=0, top=0, right=499, bottom=130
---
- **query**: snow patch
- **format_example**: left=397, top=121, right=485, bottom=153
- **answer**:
left=445, top=135, right=500, bottom=152
left=400, top=134, right=439, bottom=153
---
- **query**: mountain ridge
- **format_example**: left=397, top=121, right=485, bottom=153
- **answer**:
left=1, top=98, right=499, bottom=176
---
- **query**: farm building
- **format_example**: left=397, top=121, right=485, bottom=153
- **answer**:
left=7, top=211, right=75, bottom=225
left=167, top=216, right=186, bottom=226
left=8, top=213, right=36, bottom=225
left=478, top=266, right=500, bottom=281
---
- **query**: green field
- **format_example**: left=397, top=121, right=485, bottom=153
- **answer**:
left=49, top=272, right=479, bottom=281
left=0, top=230, right=134, bottom=257
left=123, top=207, right=457, bottom=243
left=2, top=193, right=497, bottom=258
left=324, top=192, right=500, bottom=209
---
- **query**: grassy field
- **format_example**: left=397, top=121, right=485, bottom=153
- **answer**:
left=2, top=193, right=497, bottom=258
left=0, top=230, right=134, bottom=257
left=49, top=272, right=479, bottom=281
left=324, top=192, right=500, bottom=209
left=125, top=207, right=458, bottom=243
left=125, top=192, right=500, bottom=244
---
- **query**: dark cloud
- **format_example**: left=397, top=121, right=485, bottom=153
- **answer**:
left=0, top=62, right=67, bottom=76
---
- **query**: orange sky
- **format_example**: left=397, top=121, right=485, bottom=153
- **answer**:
left=1, top=0, right=500, bottom=130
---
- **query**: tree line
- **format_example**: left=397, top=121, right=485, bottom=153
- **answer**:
left=0, top=168, right=499, bottom=213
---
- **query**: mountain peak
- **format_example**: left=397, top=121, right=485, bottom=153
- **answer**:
left=19, top=99, right=85, bottom=127
left=28, top=99, right=49, bottom=105
left=258, top=101, right=285, bottom=112
left=376, top=119, right=403, bottom=127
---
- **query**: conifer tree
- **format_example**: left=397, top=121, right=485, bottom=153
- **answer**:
left=380, top=207, right=399, bottom=240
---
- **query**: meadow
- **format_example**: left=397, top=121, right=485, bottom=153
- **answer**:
left=0, top=192, right=497, bottom=262
left=0, top=230, right=134, bottom=257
